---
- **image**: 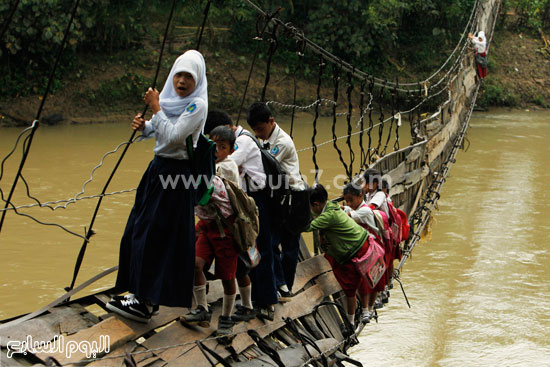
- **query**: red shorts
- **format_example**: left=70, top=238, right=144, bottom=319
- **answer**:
left=195, top=218, right=239, bottom=281
left=325, top=239, right=377, bottom=297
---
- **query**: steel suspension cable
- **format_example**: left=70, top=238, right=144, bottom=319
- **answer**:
left=311, top=57, right=324, bottom=183
left=195, top=0, right=212, bottom=50
left=331, top=64, right=350, bottom=177
left=289, top=39, right=306, bottom=138
left=239, top=0, right=479, bottom=91
left=0, top=0, right=20, bottom=42
left=358, top=78, right=367, bottom=169
left=345, top=72, right=355, bottom=178
left=67, top=0, right=178, bottom=291
left=0, top=0, right=82, bottom=235
left=260, top=23, right=279, bottom=102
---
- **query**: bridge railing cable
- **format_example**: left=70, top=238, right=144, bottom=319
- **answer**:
left=67, top=0, right=179, bottom=291
left=0, top=0, right=20, bottom=42
left=240, top=0, right=479, bottom=92
left=0, top=0, right=82, bottom=235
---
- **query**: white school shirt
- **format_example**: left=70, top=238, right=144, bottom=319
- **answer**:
left=345, top=201, right=378, bottom=233
left=366, top=191, right=390, bottom=217
left=230, top=126, right=266, bottom=192
left=260, top=123, right=305, bottom=191
left=216, top=157, right=240, bottom=187
left=141, top=98, right=206, bottom=160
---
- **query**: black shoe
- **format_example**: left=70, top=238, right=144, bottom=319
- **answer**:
left=382, top=291, right=389, bottom=304
left=106, top=294, right=152, bottom=323
left=111, top=294, right=159, bottom=315
left=256, top=306, right=275, bottom=322
left=232, top=304, right=256, bottom=322
left=277, top=289, right=294, bottom=303
left=374, top=300, right=384, bottom=310
left=216, top=315, right=235, bottom=336
left=180, top=305, right=212, bottom=327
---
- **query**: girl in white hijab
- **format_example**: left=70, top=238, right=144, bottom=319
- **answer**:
left=107, top=50, right=209, bottom=322
left=469, top=31, right=488, bottom=79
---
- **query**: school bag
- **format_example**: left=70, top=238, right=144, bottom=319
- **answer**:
left=385, top=200, right=410, bottom=260
left=186, top=133, right=216, bottom=206
left=282, top=188, right=312, bottom=235
left=475, top=52, right=488, bottom=68
left=240, top=131, right=290, bottom=209
left=215, top=177, right=260, bottom=254
left=352, top=235, right=387, bottom=288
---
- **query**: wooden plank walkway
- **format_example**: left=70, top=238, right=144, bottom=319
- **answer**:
left=0, top=254, right=343, bottom=367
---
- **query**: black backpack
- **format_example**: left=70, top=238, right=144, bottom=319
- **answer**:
left=240, top=131, right=290, bottom=209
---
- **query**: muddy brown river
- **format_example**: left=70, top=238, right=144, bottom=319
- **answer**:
left=0, top=109, right=549, bottom=365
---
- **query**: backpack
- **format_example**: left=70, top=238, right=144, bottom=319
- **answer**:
left=215, top=177, right=260, bottom=253
left=475, top=52, right=488, bottom=68
left=386, top=200, right=409, bottom=261
left=386, top=201, right=403, bottom=246
left=240, top=131, right=290, bottom=207
left=186, top=133, right=216, bottom=205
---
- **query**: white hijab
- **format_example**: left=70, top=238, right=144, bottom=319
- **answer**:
left=473, top=31, right=487, bottom=53
left=159, top=50, right=208, bottom=117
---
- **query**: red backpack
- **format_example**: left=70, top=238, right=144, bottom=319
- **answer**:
left=386, top=200, right=410, bottom=261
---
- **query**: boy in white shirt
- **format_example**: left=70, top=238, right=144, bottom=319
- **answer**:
left=246, top=102, right=309, bottom=300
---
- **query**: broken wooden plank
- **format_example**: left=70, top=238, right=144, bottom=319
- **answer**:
left=34, top=316, right=134, bottom=365
left=34, top=306, right=185, bottom=365
left=87, top=341, right=153, bottom=367
left=0, top=306, right=96, bottom=348
left=164, top=272, right=342, bottom=367
left=141, top=307, right=221, bottom=363
left=292, top=255, right=331, bottom=293
left=231, top=338, right=340, bottom=367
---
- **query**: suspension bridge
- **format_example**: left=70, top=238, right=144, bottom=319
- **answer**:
left=0, top=0, right=501, bottom=365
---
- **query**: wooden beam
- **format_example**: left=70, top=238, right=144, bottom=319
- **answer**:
left=34, top=306, right=185, bottom=365
left=164, top=273, right=341, bottom=367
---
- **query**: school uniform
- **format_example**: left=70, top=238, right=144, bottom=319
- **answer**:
left=305, top=201, right=370, bottom=297
left=344, top=201, right=379, bottom=237
left=366, top=191, right=390, bottom=218
left=230, top=127, right=278, bottom=307
left=471, top=31, right=487, bottom=79
left=195, top=176, right=239, bottom=280
left=115, top=50, right=207, bottom=308
left=345, top=202, right=383, bottom=295
left=260, top=123, right=306, bottom=291
left=366, top=191, right=393, bottom=292
left=216, top=156, right=240, bottom=187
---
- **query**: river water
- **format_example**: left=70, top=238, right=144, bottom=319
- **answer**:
left=0, top=109, right=549, bottom=364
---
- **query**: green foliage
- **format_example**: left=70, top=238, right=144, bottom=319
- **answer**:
left=505, top=0, right=550, bottom=29
left=478, top=78, right=519, bottom=107
left=531, top=93, right=549, bottom=107
left=87, top=72, right=151, bottom=105
left=0, top=0, right=147, bottom=97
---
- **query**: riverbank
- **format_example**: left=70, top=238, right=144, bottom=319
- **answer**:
left=0, top=29, right=547, bottom=128
left=476, top=29, right=550, bottom=108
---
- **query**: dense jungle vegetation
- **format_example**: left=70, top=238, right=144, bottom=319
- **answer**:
left=0, top=0, right=549, bottom=121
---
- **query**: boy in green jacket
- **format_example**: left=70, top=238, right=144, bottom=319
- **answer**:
left=305, top=184, right=373, bottom=324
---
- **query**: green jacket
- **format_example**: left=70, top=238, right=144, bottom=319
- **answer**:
left=306, top=201, right=368, bottom=264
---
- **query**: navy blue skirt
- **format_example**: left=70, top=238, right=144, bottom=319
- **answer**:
left=115, top=155, right=196, bottom=307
